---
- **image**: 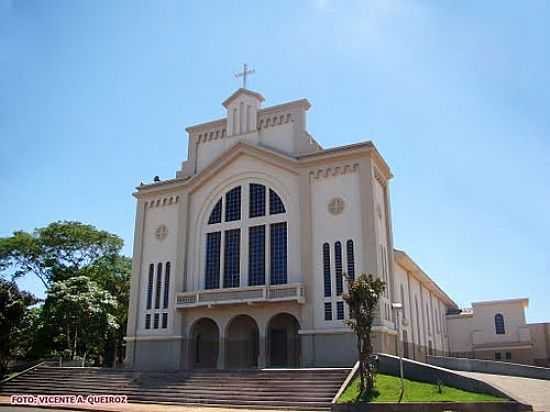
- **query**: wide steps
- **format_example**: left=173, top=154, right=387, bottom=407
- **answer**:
left=0, top=367, right=350, bottom=410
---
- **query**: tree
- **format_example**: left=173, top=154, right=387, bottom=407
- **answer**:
left=43, top=276, right=119, bottom=364
left=343, top=273, right=385, bottom=396
left=0, top=221, right=123, bottom=288
left=0, top=279, right=39, bottom=377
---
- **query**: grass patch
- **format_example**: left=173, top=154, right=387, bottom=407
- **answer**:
left=338, top=374, right=506, bottom=403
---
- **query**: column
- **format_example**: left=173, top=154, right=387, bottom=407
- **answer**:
left=258, top=332, right=267, bottom=368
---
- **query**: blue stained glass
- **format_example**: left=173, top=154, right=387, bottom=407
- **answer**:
left=146, top=264, right=154, bottom=309
left=155, top=263, right=162, bottom=309
left=270, top=222, right=287, bottom=284
left=248, top=225, right=265, bottom=286
left=225, top=187, right=241, bottom=222
left=205, top=232, right=221, bottom=289
left=269, top=189, right=286, bottom=215
left=337, top=301, right=344, bottom=320
left=208, top=198, right=222, bottom=224
left=163, top=262, right=170, bottom=309
left=346, top=240, right=355, bottom=280
left=224, top=229, right=241, bottom=288
left=249, top=184, right=266, bottom=218
left=335, top=241, right=343, bottom=296
left=324, top=302, right=332, bottom=321
left=495, top=314, right=505, bottom=334
left=323, top=243, right=331, bottom=297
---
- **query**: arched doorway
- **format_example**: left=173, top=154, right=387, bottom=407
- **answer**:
left=268, top=313, right=300, bottom=368
left=225, top=315, right=259, bottom=368
left=190, top=318, right=219, bottom=369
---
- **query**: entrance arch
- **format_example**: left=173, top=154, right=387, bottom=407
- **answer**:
left=225, top=315, right=259, bottom=368
left=267, top=313, right=300, bottom=368
left=190, top=318, right=219, bottom=369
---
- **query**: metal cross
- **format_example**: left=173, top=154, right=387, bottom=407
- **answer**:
left=234, top=64, right=255, bottom=89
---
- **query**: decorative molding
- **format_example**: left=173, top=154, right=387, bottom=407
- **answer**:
left=309, top=163, right=359, bottom=180
left=124, top=335, right=183, bottom=342
left=145, top=195, right=179, bottom=209
left=155, top=225, right=168, bottom=241
left=197, top=127, right=227, bottom=143
left=374, top=166, right=386, bottom=186
left=258, top=112, right=292, bottom=130
left=328, top=198, right=345, bottom=216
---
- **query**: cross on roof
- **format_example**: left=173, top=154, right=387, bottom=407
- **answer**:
left=234, top=64, right=255, bottom=89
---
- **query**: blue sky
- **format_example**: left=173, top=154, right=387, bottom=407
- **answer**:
left=1, top=0, right=549, bottom=322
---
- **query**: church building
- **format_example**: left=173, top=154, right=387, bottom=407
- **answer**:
left=124, top=86, right=460, bottom=370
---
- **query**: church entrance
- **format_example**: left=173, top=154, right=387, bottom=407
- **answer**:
left=190, top=318, right=219, bottom=369
left=268, top=313, right=300, bottom=368
left=225, top=315, right=259, bottom=368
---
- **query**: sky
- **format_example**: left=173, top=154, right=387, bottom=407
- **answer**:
left=1, top=0, right=549, bottom=322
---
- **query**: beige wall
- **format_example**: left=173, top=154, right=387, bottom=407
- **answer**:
left=529, top=322, right=550, bottom=366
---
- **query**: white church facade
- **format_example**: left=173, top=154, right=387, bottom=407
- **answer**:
left=124, top=87, right=548, bottom=370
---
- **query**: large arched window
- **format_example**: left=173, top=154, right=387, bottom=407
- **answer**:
left=204, top=183, right=287, bottom=289
left=495, top=313, right=505, bottom=334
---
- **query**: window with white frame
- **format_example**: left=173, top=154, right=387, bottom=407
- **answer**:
left=204, top=183, right=287, bottom=289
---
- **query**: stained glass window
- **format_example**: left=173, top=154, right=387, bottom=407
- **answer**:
left=248, top=225, right=265, bottom=286
left=225, top=186, right=241, bottom=222
left=208, top=198, right=222, bottom=224
left=249, top=184, right=266, bottom=218
left=323, top=243, right=331, bottom=297
left=224, top=229, right=241, bottom=288
left=270, top=222, right=287, bottom=284
left=205, top=232, right=221, bottom=289
left=269, top=189, right=286, bottom=215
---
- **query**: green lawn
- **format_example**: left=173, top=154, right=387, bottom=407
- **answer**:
left=338, top=374, right=506, bottom=403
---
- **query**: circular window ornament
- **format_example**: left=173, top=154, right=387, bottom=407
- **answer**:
left=155, top=225, right=168, bottom=241
left=328, top=198, right=345, bottom=216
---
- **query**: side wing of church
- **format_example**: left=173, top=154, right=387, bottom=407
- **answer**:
left=124, top=88, right=458, bottom=370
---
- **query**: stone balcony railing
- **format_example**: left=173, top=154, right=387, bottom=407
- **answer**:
left=175, top=282, right=305, bottom=309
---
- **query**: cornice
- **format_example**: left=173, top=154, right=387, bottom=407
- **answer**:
left=222, top=88, right=265, bottom=108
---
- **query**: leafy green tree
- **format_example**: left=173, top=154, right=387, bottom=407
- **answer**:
left=43, top=276, right=119, bottom=364
left=343, top=273, right=385, bottom=396
left=0, top=221, right=123, bottom=288
left=0, top=279, right=39, bottom=377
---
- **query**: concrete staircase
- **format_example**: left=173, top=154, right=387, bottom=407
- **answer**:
left=0, top=366, right=351, bottom=410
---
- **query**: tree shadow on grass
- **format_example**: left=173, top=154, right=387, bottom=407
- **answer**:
left=356, top=388, right=381, bottom=403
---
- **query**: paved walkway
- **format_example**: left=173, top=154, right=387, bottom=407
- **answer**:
left=459, top=371, right=550, bottom=412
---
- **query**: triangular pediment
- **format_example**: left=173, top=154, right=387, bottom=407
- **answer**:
left=222, top=88, right=265, bottom=108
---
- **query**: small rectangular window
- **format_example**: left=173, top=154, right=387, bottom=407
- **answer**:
left=270, top=222, right=287, bottom=285
left=495, top=352, right=502, bottom=361
left=249, top=184, right=266, bottom=218
left=248, top=225, right=265, bottom=286
left=163, top=262, right=170, bottom=309
left=324, top=302, right=332, bottom=321
left=337, top=301, right=345, bottom=320
left=153, top=313, right=159, bottom=329
left=162, top=313, right=168, bottom=329
left=225, top=186, right=241, bottom=222
left=505, top=352, right=512, bottom=360
left=205, top=232, right=221, bottom=289
left=145, top=314, right=151, bottom=330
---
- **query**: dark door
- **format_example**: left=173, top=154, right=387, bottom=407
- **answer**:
left=270, top=329, right=288, bottom=367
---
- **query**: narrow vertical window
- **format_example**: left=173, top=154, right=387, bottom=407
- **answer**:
left=249, top=184, right=266, bottom=218
left=346, top=240, right=355, bottom=280
left=248, top=225, right=265, bottom=286
left=324, top=302, right=333, bottom=321
left=224, top=229, right=241, bottom=288
left=335, top=241, right=343, bottom=295
left=153, top=313, right=159, bottom=329
left=163, top=262, right=170, bottom=309
left=155, top=263, right=162, bottom=309
left=337, top=301, right=344, bottom=320
left=269, top=189, right=286, bottom=215
left=270, top=222, right=287, bottom=284
left=145, top=314, right=151, bottom=330
left=323, top=243, right=331, bottom=297
left=225, top=186, right=241, bottom=222
left=162, top=313, right=168, bottom=329
left=495, top=314, right=505, bottom=334
left=205, top=232, right=221, bottom=289
left=208, top=198, right=222, bottom=224
left=146, top=264, right=154, bottom=310
left=400, top=285, right=406, bottom=319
